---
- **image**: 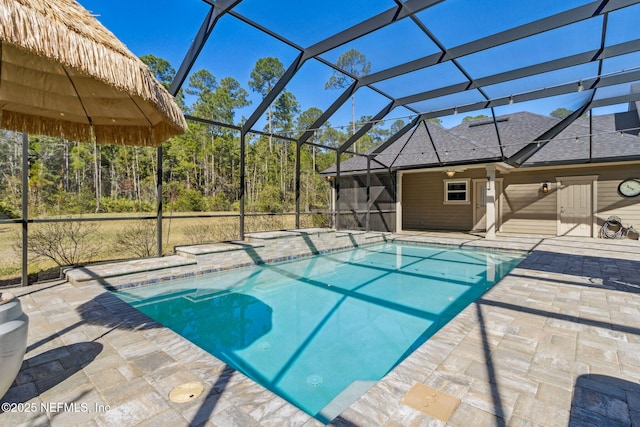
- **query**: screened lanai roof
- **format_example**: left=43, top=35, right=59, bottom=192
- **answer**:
left=85, top=0, right=640, bottom=161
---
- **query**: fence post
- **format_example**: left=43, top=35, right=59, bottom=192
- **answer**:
left=156, top=145, right=163, bottom=257
left=21, top=133, right=28, bottom=286
left=295, top=141, right=301, bottom=229
left=240, top=132, right=246, bottom=240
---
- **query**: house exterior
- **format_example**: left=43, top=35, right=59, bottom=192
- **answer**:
left=325, top=110, right=640, bottom=238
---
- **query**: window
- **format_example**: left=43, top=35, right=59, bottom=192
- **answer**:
left=444, top=179, right=470, bottom=204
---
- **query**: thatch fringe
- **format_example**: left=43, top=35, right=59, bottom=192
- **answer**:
left=0, top=0, right=187, bottom=143
left=0, top=109, right=176, bottom=147
left=1, top=109, right=92, bottom=143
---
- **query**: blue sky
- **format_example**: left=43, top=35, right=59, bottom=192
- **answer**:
left=78, top=0, right=636, bottom=132
left=79, top=0, right=382, bottom=131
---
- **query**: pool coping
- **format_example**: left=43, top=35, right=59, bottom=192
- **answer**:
left=114, top=237, right=528, bottom=292
left=103, top=239, right=393, bottom=292
left=65, top=230, right=393, bottom=291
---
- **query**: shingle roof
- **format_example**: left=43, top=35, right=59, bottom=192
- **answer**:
left=527, top=111, right=640, bottom=164
left=325, top=110, right=640, bottom=175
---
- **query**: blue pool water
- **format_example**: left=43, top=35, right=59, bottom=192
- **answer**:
left=115, top=243, right=523, bottom=421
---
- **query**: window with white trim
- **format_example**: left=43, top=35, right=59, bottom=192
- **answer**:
left=444, top=179, right=470, bottom=204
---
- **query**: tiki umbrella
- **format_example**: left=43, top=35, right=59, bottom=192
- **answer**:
left=0, top=0, right=187, bottom=146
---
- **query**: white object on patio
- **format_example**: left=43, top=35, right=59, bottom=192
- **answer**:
left=0, top=292, right=29, bottom=399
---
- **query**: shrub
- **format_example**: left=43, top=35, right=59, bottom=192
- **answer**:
left=113, top=220, right=157, bottom=258
left=183, top=218, right=239, bottom=244
left=300, top=213, right=329, bottom=228
left=0, top=199, right=20, bottom=219
left=47, top=190, right=96, bottom=214
left=246, top=214, right=286, bottom=232
left=101, top=198, right=154, bottom=213
left=209, top=193, right=232, bottom=211
left=171, top=189, right=206, bottom=212
left=23, top=220, right=101, bottom=267
left=183, top=223, right=212, bottom=245
left=255, top=185, right=283, bottom=213
left=210, top=218, right=239, bottom=241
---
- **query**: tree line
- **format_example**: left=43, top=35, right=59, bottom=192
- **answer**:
left=0, top=52, right=401, bottom=219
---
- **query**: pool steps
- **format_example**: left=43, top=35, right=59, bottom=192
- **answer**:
left=175, top=241, right=265, bottom=258
left=65, top=229, right=389, bottom=289
left=65, top=255, right=196, bottom=284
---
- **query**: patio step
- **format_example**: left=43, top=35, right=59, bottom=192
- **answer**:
left=175, top=241, right=264, bottom=259
left=65, top=255, right=196, bottom=286
left=66, top=228, right=389, bottom=289
left=334, top=231, right=389, bottom=242
left=245, top=228, right=333, bottom=242
left=364, top=231, right=390, bottom=239
left=335, top=230, right=366, bottom=237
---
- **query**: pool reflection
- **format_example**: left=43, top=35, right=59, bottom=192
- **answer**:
left=136, top=288, right=273, bottom=351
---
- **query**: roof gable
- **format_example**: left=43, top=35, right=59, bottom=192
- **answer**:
left=327, top=110, right=640, bottom=175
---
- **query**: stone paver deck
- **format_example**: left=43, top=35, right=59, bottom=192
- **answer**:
left=2, top=231, right=640, bottom=426
left=65, top=255, right=197, bottom=283
left=175, top=241, right=265, bottom=257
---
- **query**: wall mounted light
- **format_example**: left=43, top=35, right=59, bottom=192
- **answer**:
left=509, top=95, right=514, bottom=105
left=541, top=182, right=549, bottom=193
left=325, top=175, right=334, bottom=182
left=487, top=175, right=492, bottom=190
left=446, top=170, right=456, bottom=178
left=577, top=80, right=584, bottom=92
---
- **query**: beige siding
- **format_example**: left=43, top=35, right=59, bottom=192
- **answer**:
left=402, top=170, right=484, bottom=231
left=401, top=162, right=640, bottom=236
left=500, top=171, right=557, bottom=235
left=500, top=164, right=640, bottom=235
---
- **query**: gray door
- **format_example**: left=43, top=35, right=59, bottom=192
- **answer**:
left=473, top=181, right=486, bottom=231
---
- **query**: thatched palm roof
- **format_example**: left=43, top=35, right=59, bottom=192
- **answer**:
left=0, top=0, right=187, bottom=146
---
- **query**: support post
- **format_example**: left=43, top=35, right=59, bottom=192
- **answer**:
left=156, top=146, right=163, bottom=257
left=240, top=132, right=246, bottom=240
left=335, top=150, right=340, bottom=231
left=366, top=156, right=371, bottom=232
left=396, top=171, right=403, bottom=233
left=486, top=165, right=496, bottom=240
left=295, top=141, right=301, bottom=229
left=21, top=133, right=28, bottom=286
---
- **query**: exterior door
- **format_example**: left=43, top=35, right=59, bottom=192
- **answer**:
left=473, top=181, right=487, bottom=231
left=558, top=179, right=593, bottom=237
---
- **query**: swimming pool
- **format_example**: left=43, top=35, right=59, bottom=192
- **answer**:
left=115, top=242, right=523, bottom=422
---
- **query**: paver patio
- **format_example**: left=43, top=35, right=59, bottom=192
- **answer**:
left=1, top=232, right=639, bottom=426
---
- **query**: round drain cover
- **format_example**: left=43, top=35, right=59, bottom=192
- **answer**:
left=257, top=341, right=271, bottom=351
left=307, top=374, right=323, bottom=387
left=169, top=382, right=204, bottom=403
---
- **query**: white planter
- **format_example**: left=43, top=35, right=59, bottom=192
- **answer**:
left=0, top=292, right=29, bottom=399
